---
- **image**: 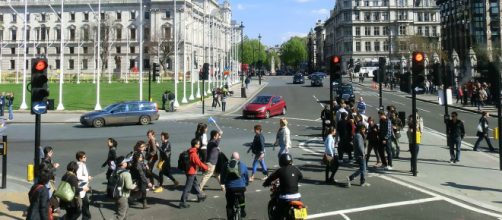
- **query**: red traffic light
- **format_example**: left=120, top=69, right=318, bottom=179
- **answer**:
left=413, top=52, right=424, bottom=62
left=34, top=60, right=48, bottom=72
left=332, top=56, right=341, bottom=64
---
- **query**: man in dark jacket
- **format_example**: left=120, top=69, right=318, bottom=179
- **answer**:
left=221, top=152, right=249, bottom=219
left=179, top=138, right=208, bottom=209
left=158, top=132, right=179, bottom=187
left=27, top=170, right=51, bottom=220
left=321, top=105, right=332, bottom=139
left=473, top=111, right=495, bottom=152
left=347, top=125, right=369, bottom=187
left=379, top=113, right=393, bottom=170
left=200, top=130, right=224, bottom=191
left=446, top=112, right=465, bottom=163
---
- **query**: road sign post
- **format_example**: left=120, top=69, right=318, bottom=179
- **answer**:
left=411, top=51, right=425, bottom=176
left=1, top=135, right=6, bottom=188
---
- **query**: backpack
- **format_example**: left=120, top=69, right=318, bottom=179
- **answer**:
left=226, top=159, right=241, bottom=180
left=177, top=150, right=190, bottom=173
left=106, top=169, right=125, bottom=199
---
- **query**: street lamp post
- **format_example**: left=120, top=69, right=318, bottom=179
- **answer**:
left=258, top=33, right=262, bottom=85
left=239, top=22, right=246, bottom=98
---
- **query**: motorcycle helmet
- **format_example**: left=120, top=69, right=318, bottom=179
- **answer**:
left=279, top=153, right=293, bottom=167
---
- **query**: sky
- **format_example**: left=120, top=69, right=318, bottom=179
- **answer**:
left=229, top=0, right=335, bottom=47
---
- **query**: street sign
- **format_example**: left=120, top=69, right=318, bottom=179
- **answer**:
left=32, top=102, right=47, bottom=114
left=414, top=87, right=424, bottom=92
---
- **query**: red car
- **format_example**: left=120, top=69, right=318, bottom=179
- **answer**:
left=242, top=95, right=287, bottom=119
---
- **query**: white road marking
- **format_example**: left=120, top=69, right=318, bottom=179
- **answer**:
left=340, top=213, right=351, bottom=220
left=307, top=197, right=442, bottom=219
left=417, top=108, right=431, bottom=113
left=255, top=189, right=262, bottom=192
left=285, top=117, right=319, bottom=122
left=213, top=196, right=220, bottom=198
left=379, top=175, right=502, bottom=219
left=391, top=101, right=405, bottom=106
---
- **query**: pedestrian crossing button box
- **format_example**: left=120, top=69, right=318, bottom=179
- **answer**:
left=0, top=142, right=5, bottom=155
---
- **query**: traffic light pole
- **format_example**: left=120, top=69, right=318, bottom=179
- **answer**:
left=442, top=60, right=449, bottom=140
left=148, top=68, right=152, bottom=102
left=496, top=60, right=502, bottom=170
left=34, top=114, right=41, bottom=180
left=411, top=73, right=418, bottom=177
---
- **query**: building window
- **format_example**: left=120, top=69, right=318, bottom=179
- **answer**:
left=0, top=14, right=3, bottom=22
left=365, top=12, right=371, bottom=21
left=343, top=0, right=350, bottom=7
left=41, top=13, right=46, bottom=22
left=383, top=12, right=388, bottom=21
left=117, top=12, right=122, bottom=20
left=83, top=59, right=88, bottom=69
left=116, top=46, right=121, bottom=54
left=83, top=29, right=89, bottom=41
left=383, top=26, right=389, bottom=35
left=399, top=41, right=406, bottom=51
left=12, top=14, right=17, bottom=23
left=424, top=26, right=430, bottom=36
left=365, top=42, right=371, bottom=51
left=432, top=26, right=438, bottom=36
left=355, top=27, right=361, bottom=36
left=144, top=11, right=150, bottom=20
left=398, top=0, right=405, bottom=7
left=398, top=12, right=407, bottom=21
left=354, top=11, right=360, bottom=20
left=374, top=27, right=380, bottom=36
left=417, top=26, right=423, bottom=35
left=344, top=12, right=350, bottom=21
left=101, top=12, right=105, bottom=20
left=70, top=29, right=75, bottom=40
left=11, top=29, right=16, bottom=41
left=69, top=59, right=74, bottom=70
left=130, top=46, right=135, bottom=53
left=383, top=40, right=389, bottom=51
left=355, top=0, right=360, bottom=6
left=55, top=59, right=61, bottom=69
left=10, top=48, right=15, bottom=54
left=83, top=47, right=88, bottom=54
left=83, top=12, right=89, bottom=21
left=364, top=1, right=369, bottom=6
left=130, top=11, right=136, bottom=20
left=56, top=47, right=60, bottom=54
left=143, top=59, right=150, bottom=69
left=364, top=26, right=371, bottom=35
left=37, top=47, right=41, bottom=54
left=373, top=0, right=379, bottom=6
left=356, top=42, right=361, bottom=52
left=344, top=42, right=352, bottom=52
left=383, top=0, right=389, bottom=6
left=70, top=12, right=75, bottom=22
left=374, top=41, right=380, bottom=51
left=130, top=28, right=136, bottom=40
left=69, top=47, right=74, bottom=54
left=373, top=12, right=380, bottom=21
left=144, top=46, right=149, bottom=54
left=10, top=60, right=15, bottom=70
left=418, top=13, right=423, bottom=22
left=56, top=29, right=61, bottom=40
left=144, top=28, right=150, bottom=40
left=399, top=26, right=406, bottom=35
left=116, top=29, right=122, bottom=40
left=424, top=13, right=430, bottom=22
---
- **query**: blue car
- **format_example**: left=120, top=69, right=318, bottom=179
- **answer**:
left=80, top=101, right=160, bottom=128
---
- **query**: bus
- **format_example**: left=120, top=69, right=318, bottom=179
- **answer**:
left=352, top=60, right=379, bottom=78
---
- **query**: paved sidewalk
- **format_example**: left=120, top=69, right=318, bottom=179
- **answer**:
left=355, top=80, right=499, bottom=117
left=0, top=78, right=268, bottom=219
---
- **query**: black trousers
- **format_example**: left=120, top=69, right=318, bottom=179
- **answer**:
left=225, top=187, right=246, bottom=220
left=410, top=143, right=419, bottom=173
left=159, top=162, right=177, bottom=186
left=325, top=156, right=339, bottom=182
left=366, top=141, right=380, bottom=165
left=81, top=194, right=91, bottom=220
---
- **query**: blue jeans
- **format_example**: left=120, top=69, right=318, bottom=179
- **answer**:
left=383, top=139, right=393, bottom=167
left=252, top=154, right=268, bottom=175
left=277, top=145, right=287, bottom=159
left=349, top=157, right=366, bottom=184
left=474, top=133, right=494, bottom=151
left=448, top=137, right=462, bottom=161
left=8, top=105, right=13, bottom=120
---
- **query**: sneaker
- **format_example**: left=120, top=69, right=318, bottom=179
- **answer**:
left=361, top=182, right=371, bottom=187
left=173, top=180, right=180, bottom=186
left=346, top=176, right=351, bottom=188
left=241, top=209, right=247, bottom=218
left=153, top=187, right=164, bottom=193
left=198, top=195, right=207, bottom=202
left=454, top=159, right=459, bottom=163
left=384, top=166, right=393, bottom=170
left=262, top=175, right=268, bottom=180
left=473, top=148, right=479, bottom=152
left=449, top=160, right=454, bottom=164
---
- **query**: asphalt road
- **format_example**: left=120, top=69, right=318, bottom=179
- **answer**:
left=2, top=76, right=501, bottom=220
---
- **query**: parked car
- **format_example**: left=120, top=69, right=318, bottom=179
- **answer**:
left=310, top=75, right=323, bottom=87
left=293, top=74, right=305, bottom=84
left=242, top=95, right=287, bottom=119
left=80, top=101, right=159, bottom=128
left=308, top=72, right=327, bottom=79
left=334, top=83, right=356, bottom=106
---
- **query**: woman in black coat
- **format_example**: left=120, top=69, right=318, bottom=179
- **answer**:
left=473, top=111, right=495, bottom=152
left=60, top=161, right=81, bottom=220
left=130, top=152, right=152, bottom=209
left=27, top=171, right=51, bottom=220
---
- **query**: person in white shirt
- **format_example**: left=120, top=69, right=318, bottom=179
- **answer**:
left=76, top=151, right=92, bottom=220
left=274, top=118, right=291, bottom=159
left=324, top=128, right=339, bottom=184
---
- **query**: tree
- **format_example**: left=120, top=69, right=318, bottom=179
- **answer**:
left=280, top=36, right=307, bottom=69
left=241, top=37, right=266, bottom=66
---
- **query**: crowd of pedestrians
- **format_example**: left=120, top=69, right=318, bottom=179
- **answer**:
left=0, top=92, right=15, bottom=120
left=26, top=116, right=297, bottom=220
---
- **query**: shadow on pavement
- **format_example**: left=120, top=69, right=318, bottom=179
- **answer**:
left=442, top=182, right=502, bottom=193
left=2, top=201, right=27, bottom=212
left=0, top=212, right=23, bottom=220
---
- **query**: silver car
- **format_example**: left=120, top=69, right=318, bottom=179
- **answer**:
left=80, top=101, right=160, bottom=128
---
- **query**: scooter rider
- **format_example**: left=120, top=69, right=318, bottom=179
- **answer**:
left=263, top=153, right=303, bottom=219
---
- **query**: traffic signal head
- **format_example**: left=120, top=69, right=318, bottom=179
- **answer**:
left=201, top=63, right=210, bottom=80
left=412, top=51, right=425, bottom=75
left=152, top=62, right=160, bottom=81
left=31, top=58, right=49, bottom=114
left=330, top=55, right=342, bottom=81
left=378, top=57, right=386, bottom=83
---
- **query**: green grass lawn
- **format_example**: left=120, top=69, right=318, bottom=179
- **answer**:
left=0, top=80, right=211, bottom=110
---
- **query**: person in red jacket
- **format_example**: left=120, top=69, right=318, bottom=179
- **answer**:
left=179, top=138, right=209, bottom=209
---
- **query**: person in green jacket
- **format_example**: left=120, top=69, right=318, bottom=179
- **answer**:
left=115, top=156, right=137, bottom=220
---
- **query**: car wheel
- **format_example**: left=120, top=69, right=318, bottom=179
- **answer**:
left=92, top=118, right=105, bottom=128
left=139, top=116, right=151, bottom=125
left=282, top=107, right=287, bottom=115
left=265, top=111, right=270, bottom=119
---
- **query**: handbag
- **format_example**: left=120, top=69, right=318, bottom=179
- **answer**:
left=322, top=154, right=333, bottom=165
left=477, top=123, right=484, bottom=133
left=54, top=180, right=75, bottom=202
left=156, top=159, right=165, bottom=170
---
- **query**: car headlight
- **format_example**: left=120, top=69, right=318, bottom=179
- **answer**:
left=83, top=116, right=89, bottom=120
left=257, top=107, right=266, bottom=112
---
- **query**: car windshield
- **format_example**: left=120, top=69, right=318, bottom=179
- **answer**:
left=103, top=103, right=120, bottom=112
left=251, top=96, right=272, bottom=104
left=340, top=86, right=353, bottom=93
left=312, top=75, right=322, bottom=80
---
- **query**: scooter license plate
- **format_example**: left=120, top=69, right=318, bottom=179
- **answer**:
left=294, top=207, right=308, bottom=219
